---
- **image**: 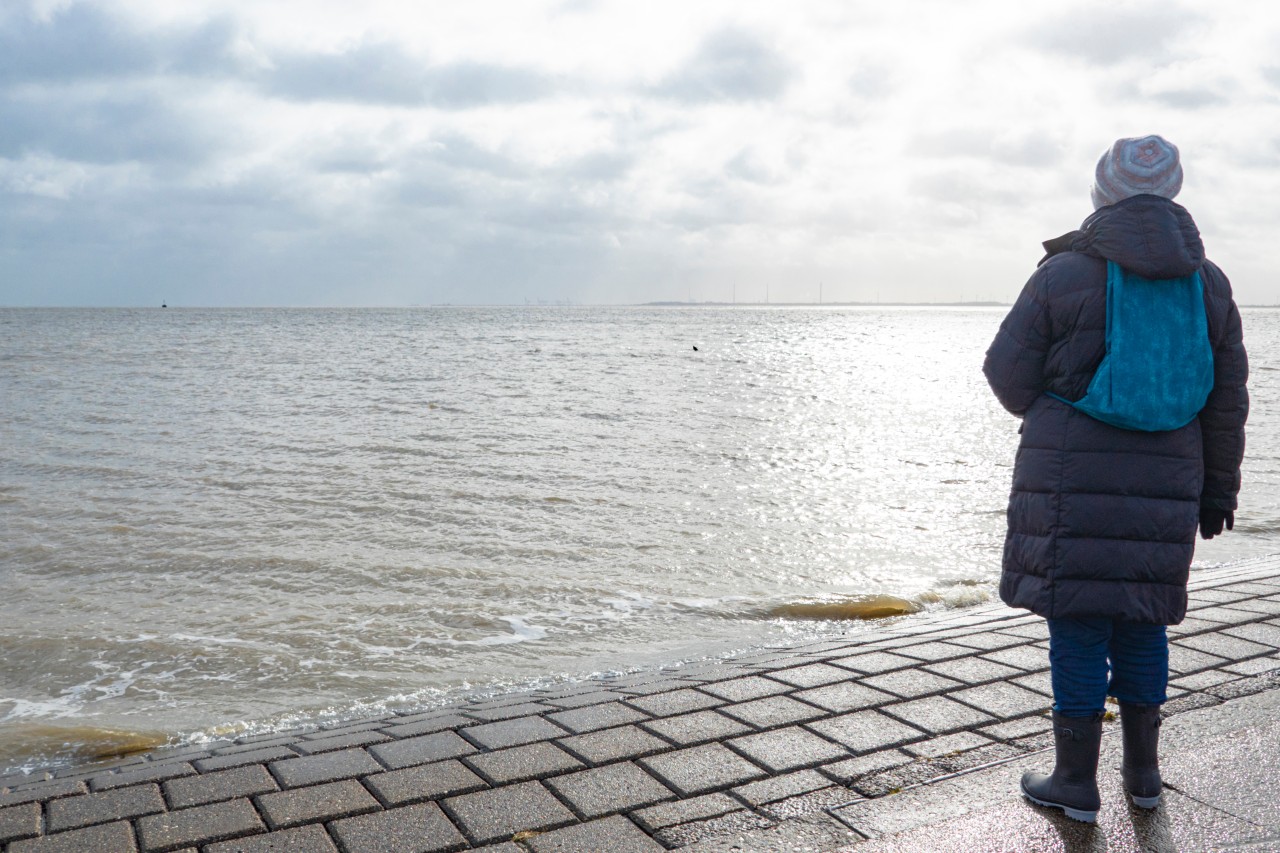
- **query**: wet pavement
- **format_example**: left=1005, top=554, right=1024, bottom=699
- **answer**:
left=3, top=558, right=1279, bottom=852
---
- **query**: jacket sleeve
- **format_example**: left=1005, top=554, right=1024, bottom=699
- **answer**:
left=984, top=267, right=1053, bottom=417
left=1199, top=262, right=1249, bottom=511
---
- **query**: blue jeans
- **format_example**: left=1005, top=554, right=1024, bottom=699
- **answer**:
left=1047, top=617, right=1169, bottom=716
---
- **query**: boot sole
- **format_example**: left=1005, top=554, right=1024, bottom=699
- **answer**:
left=1021, top=789, right=1098, bottom=823
left=1128, top=792, right=1161, bottom=809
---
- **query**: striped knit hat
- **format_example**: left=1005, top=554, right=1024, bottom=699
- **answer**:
left=1091, top=135, right=1183, bottom=209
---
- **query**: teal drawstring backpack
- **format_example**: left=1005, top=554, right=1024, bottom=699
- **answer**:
left=1050, top=261, right=1214, bottom=432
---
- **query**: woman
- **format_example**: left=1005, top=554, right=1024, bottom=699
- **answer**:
left=983, top=135, right=1248, bottom=822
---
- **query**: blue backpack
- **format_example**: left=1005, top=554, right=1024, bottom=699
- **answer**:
left=1051, top=261, right=1214, bottom=432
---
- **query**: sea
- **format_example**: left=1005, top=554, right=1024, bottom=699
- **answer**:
left=2, top=305, right=1277, bottom=774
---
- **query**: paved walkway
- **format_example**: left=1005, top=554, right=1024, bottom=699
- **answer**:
left=3, top=558, right=1279, bottom=853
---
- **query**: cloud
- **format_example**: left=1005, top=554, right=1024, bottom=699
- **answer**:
left=654, top=29, right=793, bottom=102
left=0, top=90, right=215, bottom=164
left=261, top=43, right=555, bottom=107
left=1025, top=3, right=1200, bottom=66
left=724, top=148, right=784, bottom=185
left=908, top=128, right=1066, bottom=169
left=0, top=3, right=239, bottom=84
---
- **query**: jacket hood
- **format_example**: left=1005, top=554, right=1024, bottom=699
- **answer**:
left=1072, top=194, right=1204, bottom=279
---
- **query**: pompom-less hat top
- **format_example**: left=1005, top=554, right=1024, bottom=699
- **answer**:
left=1091, top=135, right=1183, bottom=209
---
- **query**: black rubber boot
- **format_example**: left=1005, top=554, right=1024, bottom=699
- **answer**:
left=1021, top=711, right=1103, bottom=822
left=1119, top=702, right=1163, bottom=808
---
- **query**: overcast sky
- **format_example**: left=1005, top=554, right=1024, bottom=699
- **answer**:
left=1, top=0, right=1277, bottom=306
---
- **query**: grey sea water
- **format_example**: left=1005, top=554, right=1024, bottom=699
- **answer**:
left=2, top=305, right=1277, bottom=773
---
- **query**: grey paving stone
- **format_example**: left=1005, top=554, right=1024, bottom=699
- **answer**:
left=546, top=702, right=649, bottom=735
left=639, top=710, right=752, bottom=746
left=545, top=761, right=674, bottom=819
left=291, top=730, right=392, bottom=755
left=464, top=702, right=556, bottom=722
left=759, top=787, right=854, bottom=822
left=555, top=725, right=669, bottom=766
left=8, top=821, right=137, bottom=853
left=1223, top=598, right=1280, bottom=615
left=651, top=810, right=775, bottom=848
left=205, top=824, right=338, bottom=853
left=766, top=663, right=854, bottom=688
left=1167, top=616, right=1229, bottom=636
left=631, top=792, right=743, bottom=832
left=978, top=715, right=1053, bottom=742
left=947, top=682, right=1050, bottom=719
left=329, top=801, right=467, bottom=853
left=1010, top=670, right=1054, bottom=697
left=891, top=642, right=974, bottom=663
left=881, top=695, right=997, bottom=734
left=0, top=779, right=87, bottom=808
left=638, top=743, right=767, bottom=796
left=828, top=652, right=920, bottom=675
left=442, top=781, right=576, bottom=846
left=1188, top=605, right=1264, bottom=624
left=135, top=798, right=265, bottom=853
left=369, top=732, right=477, bottom=771
left=859, top=669, right=964, bottom=699
left=89, top=763, right=196, bottom=792
left=727, top=726, right=849, bottom=773
left=0, top=802, right=41, bottom=844
left=718, top=695, right=827, bottom=729
left=46, top=783, right=166, bottom=832
left=1171, top=669, right=1240, bottom=691
left=1208, top=675, right=1280, bottom=701
left=901, top=731, right=994, bottom=759
left=269, top=748, right=384, bottom=789
left=460, top=717, right=569, bottom=751
left=622, top=688, right=722, bottom=717
left=524, top=815, right=664, bottom=853
left=1223, top=656, right=1280, bottom=676
left=163, top=764, right=278, bottom=809
left=1160, top=692, right=1223, bottom=716
left=731, top=769, right=831, bottom=806
left=466, top=694, right=538, bottom=712
left=793, top=682, right=896, bottom=713
left=1221, top=582, right=1280, bottom=593
left=1188, top=588, right=1256, bottom=604
left=1167, top=644, right=1230, bottom=674
left=994, top=622, right=1050, bottom=640
left=363, top=759, right=487, bottom=808
left=1176, top=632, right=1275, bottom=660
left=696, top=676, right=791, bottom=703
left=1224, top=621, right=1280, bottom=648
left=381, top=715, right=474, bottom=739
left=195, top=746, right=301, bottom=773
left=921, top=656, right=1022, bottom=685
left=616, top=678, right=692, bottom=696
left=541, top=691, right=627, bottom=710
left=807, top=711, right=926, bottom=754
left=463, top=742, right=583, bottom=786
left=256, top=779, right=381, bottom=830
left=940, top=631, right=1026, bottom=651
left=977, top=644, right=1049, bottom=671
left=818, top=749, right=913, bottom=785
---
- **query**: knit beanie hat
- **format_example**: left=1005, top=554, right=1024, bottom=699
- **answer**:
left=1091, top=135, right=1183, bottom=209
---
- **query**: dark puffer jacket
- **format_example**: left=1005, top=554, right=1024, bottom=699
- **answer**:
left=984, top=194, right=1248, bottom=624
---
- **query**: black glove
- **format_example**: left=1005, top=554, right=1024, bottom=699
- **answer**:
left=1199, top=508, right=1235, bottom=540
